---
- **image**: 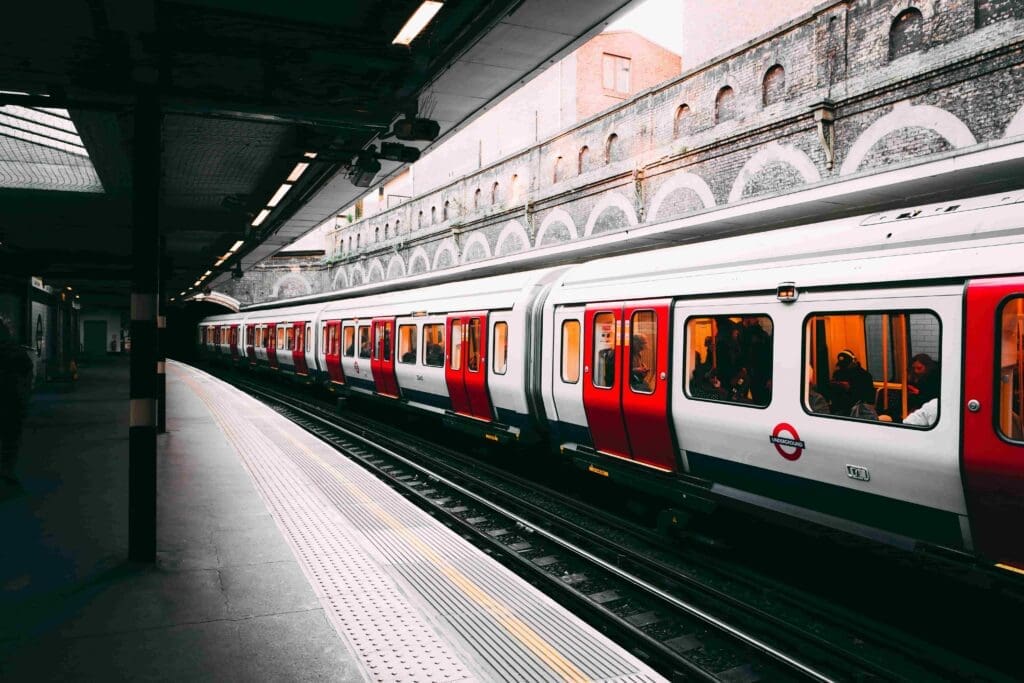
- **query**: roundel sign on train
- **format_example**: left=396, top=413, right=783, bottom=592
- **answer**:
left=769, top=422, right=805, bottom=461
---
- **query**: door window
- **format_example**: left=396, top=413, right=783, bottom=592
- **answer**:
left=467, top=319, right=481, bottom=372
left=592, top=312, right=616, bottom=389
left=423, top=324, right=445, bottom=366
left=685, top=315, right=773, bottom=407
left=493, top=322, right=508, bottom=375
left=998, top=297, right=1024, bottom=441
left=358, top=326, right=371, bottom=358
left=450, top=323, right=462, bottom=371
left=383, top=324, right=392, bottom=361
left=629, top=310, right=656, bottom=394
left=561, top=320, right=581, bottom=383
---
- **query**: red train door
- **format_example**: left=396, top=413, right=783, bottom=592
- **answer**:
left=324, top=321, right=343, bottom=384
left=582, top=304, right=630, bottom=458
left=267, top=323, right=279, bottom=369
left=230, top=324, right=240, bottom=361
left=246, top=324, right=256, bottom=364
left=445, top=313, right=493, bottom=420
left=292, top=322, right=308, bottom=375
left=371, top=318, right=399, bottom=397
left=621, top=301, right=675, bottom=471
left=963, top=277, right=1024, bottom=569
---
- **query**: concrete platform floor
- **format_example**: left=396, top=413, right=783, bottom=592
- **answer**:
left=0, top=356, right=356, bottom=681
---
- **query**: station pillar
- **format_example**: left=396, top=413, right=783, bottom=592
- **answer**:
left=129, top=88, right=161, bottom=563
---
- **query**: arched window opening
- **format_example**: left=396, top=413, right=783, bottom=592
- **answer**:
left=673, top=104, right=690, bottom=137
left=417, top=210, right=423, bottom=229
left=395, top=219, right=400, bottom=234
left=762, top=65, right=785, bottom=107
left=553, top=156, right=563, bottom=183
left=889, top=8, right=924, bottom=61
left=384, top=223, right=390, bottom=239
left=430, top=206, right=436, bottom=224
left=715, top=86, right=735, bottom=124
left=510, top=174, right=519, bottom=202
left=474, top=188, right=481, bottom=210
left=578, top=146, right=590, bottom=174
left=348, top=236, right=352, bottom=252
left=443, top=201, right=449, bottom=221
left=356, top=233, right=361, bottom=249
left=605, top=134, right=619, bottom=164
left=491, top=181, right=500, bottom=204
left=374, top=227, right=380, bottom=242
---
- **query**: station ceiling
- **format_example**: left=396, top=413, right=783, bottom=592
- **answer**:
left=0, top=0, right=634, bottom=306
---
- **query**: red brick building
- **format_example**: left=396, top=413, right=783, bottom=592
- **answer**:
left=575, top=31, right=682, bottom=120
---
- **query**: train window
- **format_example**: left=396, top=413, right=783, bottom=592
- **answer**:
left=296, top=326, right=304, bottom=353
left=685, top=315, right=773, bottom=407
left=305, top=325, right=312, bottom=354
left=423, top=324, right=445, bottom=367
left=321, top=325, right=328, bottom=354
left=383, top=325, right=392, bottom=362
left=398, top=325, right=417, bottom=364
left=451, top=323, right=463, bottom=371
left=342, top=325, right=354, bottom=356
left=277, top=326, right=285, bottom=350
left=493, top=322, right=508, bottom=375
left=358, top=326, right=371, bottom=358
left=997, top=297, right=1024, bottom=441
left=561, top=320, right=581, bottom=383
left=803, top=310, right=941, bottom=426
left=592, top=312, right=616, bottom=389
left=467, top=319, right=481, bottom=372
left=629, top=311, right=656, bottom=394
left=285, top=327, right=294, bottom=351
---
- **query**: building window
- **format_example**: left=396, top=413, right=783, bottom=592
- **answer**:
left=602, top=53, right=631, bottom=95
left=762, top=66, right=785, bottom=107
left=356, top=234, right=361, bottom=249
left=474, top=188, right=481, bottom=210
left=430, top=206, right=436, bottom=224
left=395, top=219, right=400, bottom=234
left=578, top=146, right=589, bottom=174
left=417, top=210, right=423, bottom=228
left=374, top=227, right=379, bottom=242
left=443, top=201, right=449, bottom=221
left=384, top=223, right=389, bottom=239
left=889, top=8, right=924, bottom=61
left=685, top=315, right=774, bottom=407
left=715, top=86, right=735, bottom=124
left=605, top=134, right=619, bottom=164
left=673, top=104, right=690, bottom=137
left=553, top=156, right=563, bottom=183
left=510, top=174, right=519, bottom=202
left=491, top=181, right=500, bottom=205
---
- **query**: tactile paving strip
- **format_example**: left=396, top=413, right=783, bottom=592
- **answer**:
left=173, top=362, right=665, bottom=682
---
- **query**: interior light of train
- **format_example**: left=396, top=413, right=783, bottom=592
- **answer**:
left=287, top=162, right=309, bottom=182
left=392, top=1, right=443, bottom=45
left=777, top=282, right=798, bottom=302
left=267, top=183, right=292, bottom=208
left=251, top=209, right=271, bottom=227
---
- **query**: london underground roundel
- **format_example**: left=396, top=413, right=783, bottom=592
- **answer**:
left=770, top=422, right=805, bottom=461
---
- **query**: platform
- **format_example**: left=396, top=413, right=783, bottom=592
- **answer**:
left=1, top=357, right=665, bottom=681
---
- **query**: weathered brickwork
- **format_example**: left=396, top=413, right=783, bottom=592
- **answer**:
left=220, top=0, right=1024, bottom=306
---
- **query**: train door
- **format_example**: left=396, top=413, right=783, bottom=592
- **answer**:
left=445, top=313, right=494, bottom=420
left=323, top=321, right=343, bottom=384
left=230, top=324, right=240, bottom=361
left=550, top=308, right=588, bottom=443
left=246, top=324, right=256, bottom=364
left=963, top=277, right=1024, bottom=568
left=371, top=318, right=399, bottom=397
left=621, top=301, right=675, bottom=471
left=293, top=322, right=308, bottom=375
left=267, top=323, right=278, bottom=369
left=582, top=304, right=630, bottom=458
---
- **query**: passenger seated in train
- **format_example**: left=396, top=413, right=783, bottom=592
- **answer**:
left=425, top=342, right=444, bottom=366
left=908, top=353, right=940, bottom=412
left=903, top=397, right=938, bottom=426
left=829, top=349, right=875, bottom=416
left=806, top=364, right=830, bottom=414
left=741, top=317, right=772, bottom=404
left=691, top=367, right=727, bottom=401
left=630, top=334, right=652, bottom=392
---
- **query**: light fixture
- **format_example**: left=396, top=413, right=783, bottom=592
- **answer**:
left=392, top=1, right=443, bottom=45
left=203, top=270, right=212, bottom=277
left=777, top=282, right=798, bottom=302
left=303, top=151, right=318, bottom=159
left=251, top=209, right=271, bottom=227
left=229, top=240, right=245, bottom=252
left=267, top=182, right=292, bottom=208
left=349, top=151, right=381, bottom=188
left=391, top=116, right=440, bottom=142
left=379, top=142, right=421, bottom=163
left=287, top=162, right=309, bottom=182
left=215, top=258, right=226, bottom=267
left=193, top=280, right=202, bottom=287
left=179, top=291, right=186, bottom=296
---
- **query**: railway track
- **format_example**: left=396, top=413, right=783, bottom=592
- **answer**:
left=206, top=367, right=1014, bottom=682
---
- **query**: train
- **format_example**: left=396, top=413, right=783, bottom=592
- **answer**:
left=198, top=190, right=1024, bottom=574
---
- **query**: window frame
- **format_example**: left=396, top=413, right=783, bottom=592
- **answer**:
left=492, top=321, right=508, bottom=375
left=799, top=308, right=943, bottom=429
left=628, top=309, right=657, bottom=395
left=357, top=325, right=371, bottom=359
left=561, top=319, right=581, bottom=384
left=397, top=324, right=418, bottom=365
left=422, top=323, right=445, bottom=367
left=342, top=325, right=354, bottom=357
left=682, top=313, right=775, bottom=410
left=591, top=311, right=617, bottom=390
left=994, top=294, right=1024, bottom=445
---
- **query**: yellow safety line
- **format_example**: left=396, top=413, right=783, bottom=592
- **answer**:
left=176, top=367, right=591, bottom=683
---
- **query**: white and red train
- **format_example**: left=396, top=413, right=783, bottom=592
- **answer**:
left=199, top=191, right=1024, bottom=573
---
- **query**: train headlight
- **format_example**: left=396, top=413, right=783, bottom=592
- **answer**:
left=777, top=282, right=798, bottom=302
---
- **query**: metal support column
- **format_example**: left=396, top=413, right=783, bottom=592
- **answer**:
left=129, top=89, right=161, bottom=562
left=157, top=311, right=166, bottom=433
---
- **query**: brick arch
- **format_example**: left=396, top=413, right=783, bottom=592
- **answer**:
left=331, top=267, right=349, bottom=290
left=840, top=103, right=976, bottom=176
left=349, top=263, right=367, bottom=287
left=535, top=208, right=578, bottom=246
left=408, top=247, right=431, bottom=275
left=385, top=255, right=407, bottom=280
left=495, top=220, right=531, bottom=257
left=1005, top=103, right=1024, bottom=138
left=432, top=239, right=458, bottom=270
left=583, top=192, right=638, bottom=237
left=459, top=232, right=493, bottom=264
left=728, top=142, right=821, bottom=203
left=365, top=258, right=385, bottom=283
left=271, top=273, right=312, bottom=298
left=889, top=0, right=935, bottom=21
left=648, top=172, right=716, bottom=221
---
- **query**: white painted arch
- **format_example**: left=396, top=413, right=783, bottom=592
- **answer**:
left=385, top=255, right=407, bottom=280
left=1005, top=103, right=1024, bottom=139
left=535, top=208, right=578, bottom=246
left=408, top=246, right=431, bottom=275
left=648, top=172, right=716, bottom=221
left=494, top=220, right=531, bottom=256
left=432, top=239, right=459, bottom=271
left=840, top=102, right=977, bottom=176
left=270, top=273, right=312, bottom=298
left=348, top=262, right=368, bottom=287
left=728, top=142, right=821, bottom=203
left=459, top=232, right=493, bottom=264
left=583, top=192, right=638, bottom=237
left=365, top=258, right=385, bottom=283
left=331, top=266, right=349, bottom=291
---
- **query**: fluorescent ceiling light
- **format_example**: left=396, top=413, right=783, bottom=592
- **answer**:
left=287, top=162, right=309, bottom=182
left=393, top=1, right=443, bottom=45
left=193, top=280, right=202, bottom=287
left=251, top=209, right=271, bottom=227
left=179, top=291, right=186, bottom=296
left=215, top=258, right=226, bottom=266
left=203, top=270, right=212, bottom=277
left=267, top=183, right=292, bottom=208
left=229, top=240, right=245, bottom=252
left=303, top=151, right=318, bottom=159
